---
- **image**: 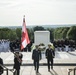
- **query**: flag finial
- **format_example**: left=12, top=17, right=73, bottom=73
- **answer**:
left=23, top=15, right=25, bottom=22
left=23, top=15, right=25, bottom=18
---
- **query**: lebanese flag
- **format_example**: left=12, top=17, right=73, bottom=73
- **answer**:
left=21, top=16, right=30, bottom=50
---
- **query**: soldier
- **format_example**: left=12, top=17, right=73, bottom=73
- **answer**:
left=32, top=45, right=42, bottom=73
left=10, top=40, right=16, bottom=52
left=13, top=52, right=23, bottom=75
left=15, top=39, right=20, bottom=49
left=53, top=40, right=58, bottom=51
left=45, top=43, right=55, bottom=72
left=61, top=39, right=65, bottom=51
left=0, top=57, right=4, bottom=75
left=64, top=38, right=69, bottom=52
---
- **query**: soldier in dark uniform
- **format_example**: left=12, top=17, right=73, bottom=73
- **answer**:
left=58, top=40, right=62, bottom=51
left=61, top=39, right=65, bottom=51
left=72, top=40, right=75, bottom=51
left=10, top=39, right=20, bottom=52
left=32, top=45, right=42, bottom=73
left=10, top=41, right=15, bottom=52
left=53, top=40, right=58, bottom=51
left=0, top=57, right=4, bottom=75
left=14, top=39, right=20, bottom=51
left=45, top=43, right=55, bottom=72
left=13, top=52, right=23, bottom=75
left=64, top=38, right=69, bottom=52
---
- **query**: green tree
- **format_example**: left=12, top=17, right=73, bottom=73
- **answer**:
left=47, top=28, right=54, bottom=42
left=16, top=28, right=22, bottom=40
left=33, top=26, right=45, bottom=31
left=67, top=26, right=76, bottom=41
left=62, top=27, right=69, bottom=39
left=0, top=28, right=11, bottom=39
left=54, top=27, right=69, bottom=40
left=8, top=30, right=17, bottom=41
left=27, top=28, right=34, bottom=42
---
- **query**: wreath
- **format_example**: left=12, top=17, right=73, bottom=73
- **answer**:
left=38, top=43, right=46, bottom=51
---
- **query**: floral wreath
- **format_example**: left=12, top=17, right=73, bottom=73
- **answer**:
left=38, top=43, right=46, bottom=51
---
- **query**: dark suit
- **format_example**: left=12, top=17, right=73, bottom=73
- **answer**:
left=46, top=48, right=55, bottom=70
left=32, top=49, right=41, bottom=72
left=0, top=58, right=4, bottom=75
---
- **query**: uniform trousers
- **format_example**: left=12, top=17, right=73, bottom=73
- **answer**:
left=47, top=58, right=53, bottom=70
left=34, top=60, right=39, bottom=72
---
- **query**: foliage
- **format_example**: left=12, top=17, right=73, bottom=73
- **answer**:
left=28, top=28, right=34, bottom=42
left=0, top=28, right=11, bottom=39
left=47, top=28, right=54, bottom=42
left=0, top=25, right=76, bottom=42
left=16, top=28, right=22, bottom=40
left=8, top=30, right=17, bottom=41
left=54, top=27, right=70, bottom=40
left=67, top=26, right=76, bottom=41
left=33, top=26, right=45, bottom=31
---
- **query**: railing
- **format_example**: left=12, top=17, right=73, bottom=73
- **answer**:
left=0, top=64, right=16, bottom=75
left=4, top=68, right=14, bottom=75
left=68, top=67, right=76, bottom=75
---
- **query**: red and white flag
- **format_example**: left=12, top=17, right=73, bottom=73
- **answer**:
left=21, top=16, right=30, bottom=50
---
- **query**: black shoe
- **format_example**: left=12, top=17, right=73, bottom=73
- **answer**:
left=34, top=67, right=36, bottom=70
left=48, top=69, right=50, bottom=72
left=36, top=71, right=39, bottom=73
left=51, top=67, right=53, bottom=69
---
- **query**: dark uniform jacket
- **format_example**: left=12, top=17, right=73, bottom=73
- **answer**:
left=0, top=58, right=4, bottom=74
left=14, top=53, right=23, bottom=70
left=65, top=39, right=69, bottom=46
left=46, top=48, right=55, bottom=60
left=32, top=49, right=41, bottom=61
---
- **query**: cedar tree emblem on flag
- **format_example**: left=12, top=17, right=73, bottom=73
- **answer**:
left=21, top=15, right=30, bottom=50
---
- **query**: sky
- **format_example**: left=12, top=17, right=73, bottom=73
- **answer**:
left=0, top=0, right=76, bottom=26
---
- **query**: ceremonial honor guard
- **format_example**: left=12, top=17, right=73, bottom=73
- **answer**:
left=13, top=52, right=23, bottom=75
left=0, top=57, right=4, bottom=75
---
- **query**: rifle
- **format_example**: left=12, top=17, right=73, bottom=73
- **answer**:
left=12, top=51, right=23, bottom=64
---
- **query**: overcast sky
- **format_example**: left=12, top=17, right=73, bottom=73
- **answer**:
left=0, top=0, right=76, bottom=26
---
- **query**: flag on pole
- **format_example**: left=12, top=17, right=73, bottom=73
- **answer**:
left=21, top=15, right=30, bottom=50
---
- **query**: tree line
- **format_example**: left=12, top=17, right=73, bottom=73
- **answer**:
left=0, top=25, right=76, bottom=42
left=54, top=26, right=76, bottom=41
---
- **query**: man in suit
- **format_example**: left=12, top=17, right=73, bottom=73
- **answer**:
left=0, top=57, right=4, bottom=75
left=13, top=52, right=23, bottom=75
left=32, top=45, right=41, bottom=73
left=45, top=43, right=55, bottom=72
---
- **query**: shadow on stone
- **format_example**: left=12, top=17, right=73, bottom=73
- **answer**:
left=36, top=72, right=41, bottom=75
left=68, top=52, right=76, bottom=56
left=52, top=69, right=58, bottom=75
left=49, top=71, right=54, bottom=75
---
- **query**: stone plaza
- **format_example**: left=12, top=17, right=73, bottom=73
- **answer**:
left=0, top=51, right=76, bottom=75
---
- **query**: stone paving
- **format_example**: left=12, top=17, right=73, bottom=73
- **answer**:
left=3, top=66, right=75, bottom=75
left=0, top=51, right=76, bottom=75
